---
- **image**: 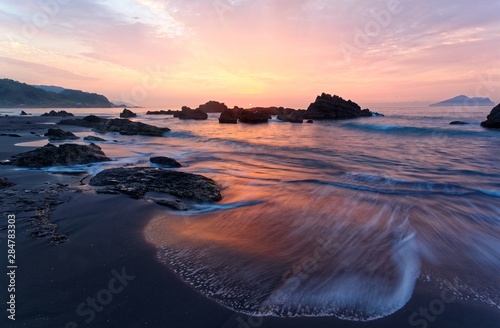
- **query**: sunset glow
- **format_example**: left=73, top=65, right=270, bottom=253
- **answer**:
left=1, top=0, right=499, bottom=108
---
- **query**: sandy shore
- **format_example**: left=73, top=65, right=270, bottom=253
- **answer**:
left=1, top=115, right=498, bottom=328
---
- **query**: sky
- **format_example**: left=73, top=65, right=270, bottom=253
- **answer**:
left=0, top=0, right=499, bottom=108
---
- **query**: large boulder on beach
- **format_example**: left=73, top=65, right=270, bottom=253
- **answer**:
left=481, top=104, right=500, bottom=129
left=178, top=106, right=208, bottom=120
left=58, top=115, right=170, bottom=136
left=150, top=156, right=182, bottom=168
left=304, top=93, right=378, bottom=120
left=44, top=128, right=79, bottom=141
left=7, top=143, right=111, bottom=168
left=239, top=110, right=269, bottom=124
left=120, top=108, right=137, bottom=118
left=90, top=167, right=221, bottom=209
left=41, top=110, right=74, bottom=117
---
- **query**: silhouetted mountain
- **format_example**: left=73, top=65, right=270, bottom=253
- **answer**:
left=0, top=79, right=114, bottom=108
left=32, top=85, right=66, bottom=93
left=430, top=95, right=494, bottom=107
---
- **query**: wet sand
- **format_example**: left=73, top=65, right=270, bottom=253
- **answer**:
left=1, top=115, right=499, bottom=328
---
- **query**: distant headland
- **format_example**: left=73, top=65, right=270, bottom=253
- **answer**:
left=429, top=95, right=494, bottom=107
left=0, top=78, right=115, bottom=108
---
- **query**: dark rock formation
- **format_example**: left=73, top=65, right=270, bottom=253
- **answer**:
left=239, top=110, right=269, bottom=124
left=304, top=93, right=379, bottom=120
left=219, top=107, right=240, bottom=123
left=0, top=133, right=21, bottom=137
left=44, top=128, right=79, bottom=141
left=178, top=106, right=208, bottom=120
left=59, top=115, right=170, bottom=136
left=150, top=156, right=182, bottom=168
left=450, top=121, right=469, bottom=125
left=7, top=143, right=111, bottom=168
left=198, top=101, right=228, bottom=113
left=20, top=111, right=30, bottom=115
left=89, top=168, right=222, bottom=209
left=120, top=108, right=137, bottom=118
left=41, top=110, right=74, bottom=117
left=146, top=110, right=180, bottom=115
left=306, top=120, right=314, bottom=123
left=481, top=104, right=500, bottom=129
left=84, top=136, right=107, bottom=142
left=0, top=177, right=15, bottom=188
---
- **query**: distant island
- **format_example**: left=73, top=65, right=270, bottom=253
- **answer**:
left=0, top=78, right=115, bottom=108
left=430, top=95, right=494, bottom=107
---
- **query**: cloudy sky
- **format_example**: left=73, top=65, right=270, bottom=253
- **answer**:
left=0, top=0, right=499, bottom=108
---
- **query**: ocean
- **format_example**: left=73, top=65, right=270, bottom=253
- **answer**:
left=7, top=106, right=500, bottom=327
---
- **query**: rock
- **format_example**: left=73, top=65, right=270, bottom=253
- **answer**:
left=481, top=104, right=500, bottom=129
left=304, top=93, right=379, bottom=120
left=84, top=136, right=107, bottom=142
left=20, top=111, right=30, bottom=116
left=0, top=133, right=21, bottom=137
left=8, top=143, right=111, bottom=168
left=59, top=115, right=170, bottom=136
left=44, top=128, right=79, bottom=141
left=150, top=156, right=182, bottom=168
left=41, top=110, right=74, bottom=117
left=89, top=168, right=222, bottom=207
left=450, top=121, right=469, bottom=125
left=219, top=107, right=240, bottom=124
left=306, top=120, right=314, bottom=123
left=96, top=119, right=170, bottom=136
left=289, top=110, right=305, bottom=123
left=198, top=101, right=228, bottom=113
left=120, top=108, right=137, bottom=118
left=146, top=110, right=179, bottom=115
left=178, top=106, right=208, bottom=120
left=0, top=177, right=15, bottom=188
left=239, top=110, right=269, bottom=124
left=277, top=114, right=290, bottom=122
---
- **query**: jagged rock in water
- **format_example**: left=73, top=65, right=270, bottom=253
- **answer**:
left=178, top=106, right=208, bottom=120
left=198, top=101, right=228, bottom=113
left=44, top=128, right=79, bottom=141
left=7, top=143, right=111, bottom=168
left=0, top=177, right=15, bottom=188
left=41, top=110, right=74, bottom=117
left=304, top=93, right=380, bottom=120
left=239, top=110, right=269, bottom=124
left=219, top=107, right=241, bottom=124
left=481, top=104, right=500, bottom=129
left=120, top=108, right=137, bottom=118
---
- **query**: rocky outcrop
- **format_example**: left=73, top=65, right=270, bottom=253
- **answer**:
left=178, top=106, right=208, bottom=120
left=150, top=156, right=182, bottom=168
left=58, top=115, right=170, bottom=136
left=7, top=143, right=111, bottom=168
left=239, top=110, right=269, bottom=124
left=304, top=93, right=379, bottom=120
left=481, top=104, right=500, bottom=129
left=120, top=108, right=137, bottom=118
left=89, top=167, right=222, bottom=209
left=198, top=101, right=228, bottom=113
left=41, top=110, right=74, bottom=117
left=84, top=136, right=107, bottom=142
left=44, top=128, right=79, bottom=141
left=450, top=121, right=469, bottom=125
left=277, top=110, right=305, bottom=123
left=219, top=107, right=240, bottom=123
left=0, top=177, right=15, bottom=188
left=20, top=111, right=30, bottom=116
left=146, top=110, right=180, bottom=115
